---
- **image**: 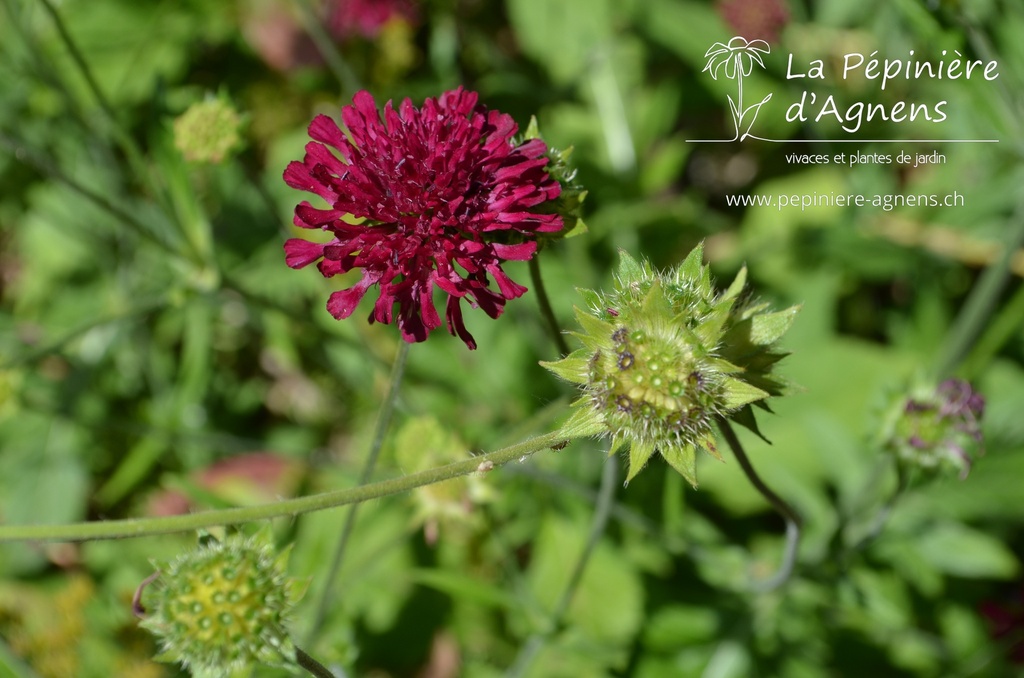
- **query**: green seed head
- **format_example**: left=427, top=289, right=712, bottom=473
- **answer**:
left=542, top=245, right=799, bottom=486
left=173, top=97, right=244, bottom=164
left=140, top=534, right=299, bottom=676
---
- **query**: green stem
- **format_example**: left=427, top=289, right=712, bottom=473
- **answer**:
left=933, top=179, right=1024, bottom=379
left=35, top=0, right=176, bottom=234
left=296, top=0, right=362, bottom=94
left=0, top=131, right=183, bottom=256
left=307, top=342, right=409, bottom=642
left=961, top=280, right=1024, bottom=380
left=847, top=464, right=909, bottom=557
left=295, top=646, right=336, bottom=678
left=718, top=419, right=802, bottom=592
left=37, top=0, right=116, bottom=121
left=529, top=257, right=570, bottom=355
left=506, top=453, right=618, bottom=678
left=0, top=431, right=564, bottom=542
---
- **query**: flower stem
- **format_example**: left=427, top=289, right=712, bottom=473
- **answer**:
left=295, top=0, right=362, bottom=94
left=0, top=432, right=565, bottom=543
left=506, top=453, right=618, bottom=677
left=718, top=419, right=802, bottom=592
left=307, top=342, right=409, bottom=642
left=296, top=646, right=337, bottom=678
left=529, top=256, right=570, bottom=355
left=847, top=464, right=909, bottom=557
left=37, top=0, right=116, bottom=121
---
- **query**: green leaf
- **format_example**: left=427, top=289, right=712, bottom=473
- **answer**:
left=540, top=350, right=592, bottom=385
left=616, top=249, right=645, bottom=283
left=677, top=242, right=706, bottom=287
left=643, top=605, right=719, bottom=651
left=563, top=215, right=589, bottom=238
left=577, top=287, right=603, bottom=311
left=749, top=305, right=802, bottom=346
left=627, top=441, right=658, bottom=483
left=410, top=568, right=517, bottom=610
left=641, top=279, right=673, bottom=319
left=729, top=405, right=772, bottom=444
left=557, top=402, right=607, bottom=439
left=720, top=377, right=770, bottom=409
left=661, top=443, right=698, bottom=487
left=574, top=306, right=615, bottom=340
left=526, top=516, right=644, bottom=645
left=722, top=266, right=748, bottom=302
left=914, top=522, right=1020, bottom=579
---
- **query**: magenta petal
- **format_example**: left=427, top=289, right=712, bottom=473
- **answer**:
left=307, top=114, right=348, bottom=149
left=284, top=239, right=326, bottom=269
left=326, top=273, right=377, bottom=319
left=491, top=241, right=537, bottom=261
left=445, top=296, right=477, bottom=350
left=295, top=203, right=347, bottom=227
left=488, top=265, right=528, bottom=299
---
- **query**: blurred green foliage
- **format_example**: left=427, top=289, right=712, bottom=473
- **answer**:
left=2, top=0, right=1024, bottom=675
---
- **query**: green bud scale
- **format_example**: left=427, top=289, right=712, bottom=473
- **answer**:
left=140, top=534, right=299, bottom=677
left=542, top=245, right=799, bottom=486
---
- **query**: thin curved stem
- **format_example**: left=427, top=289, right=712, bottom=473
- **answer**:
left=847, top=464, right=909, bottom=557
left=296, top=646, right=337, bottom=678
left=506, top=453, right=618, bottom=678
left=0, top=431, right=565, bottom=542
left=718, top=419, right=802, bottom=592
left=528, top=257, right=570, bottom=355
left=307, top=342, right=409, bottom=642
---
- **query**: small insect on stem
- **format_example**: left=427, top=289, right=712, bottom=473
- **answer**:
left=551, top=440, right=570, bottom=451
left=606, top=308, right=619, bottom=317
left=476, top=460, right=495, bottom=473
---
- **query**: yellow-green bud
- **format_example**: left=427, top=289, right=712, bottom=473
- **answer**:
left=173, top=97, right=243, bottom=164
left=139, top=534, right=299, bottom=676
left=542, top=245, right=799, bottom=486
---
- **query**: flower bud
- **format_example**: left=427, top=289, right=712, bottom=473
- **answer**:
left=541, top=245, right=798, bottom=486
left=139, top=534, right=300, bottom=675
left=173, top=97, right=244, bottom=164
left=881, top=378, right=985, bottom=479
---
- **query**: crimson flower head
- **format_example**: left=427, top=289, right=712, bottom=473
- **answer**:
left=283, top=88, right=563, bottom=349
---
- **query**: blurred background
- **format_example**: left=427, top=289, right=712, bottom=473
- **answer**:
left=1, top=0, right=1024, bottom=675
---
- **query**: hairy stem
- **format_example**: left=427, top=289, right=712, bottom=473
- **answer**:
left=506, top=453, right=618, bottom=677
left=307, top=342, right=409, bottom=641
left=718, top=419, right=802, bottom=592
left=296, top=646, right=337, bottom=678
left=529, top=257, right=570, bottom=355
left=0, top=432, right=565, bottom=542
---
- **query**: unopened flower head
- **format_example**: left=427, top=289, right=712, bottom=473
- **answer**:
left=139, top=534, right=299, bottom=676
left=882, top=378, right=984, bottom=479
left=283, top=87, right=563, bottom=349
left=542, top=245, right=798, bottom=486
left=173, top=97, right=243, bottom=164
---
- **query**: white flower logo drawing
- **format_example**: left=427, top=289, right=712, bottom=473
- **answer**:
left=703, top=36, right=773, bottom=141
